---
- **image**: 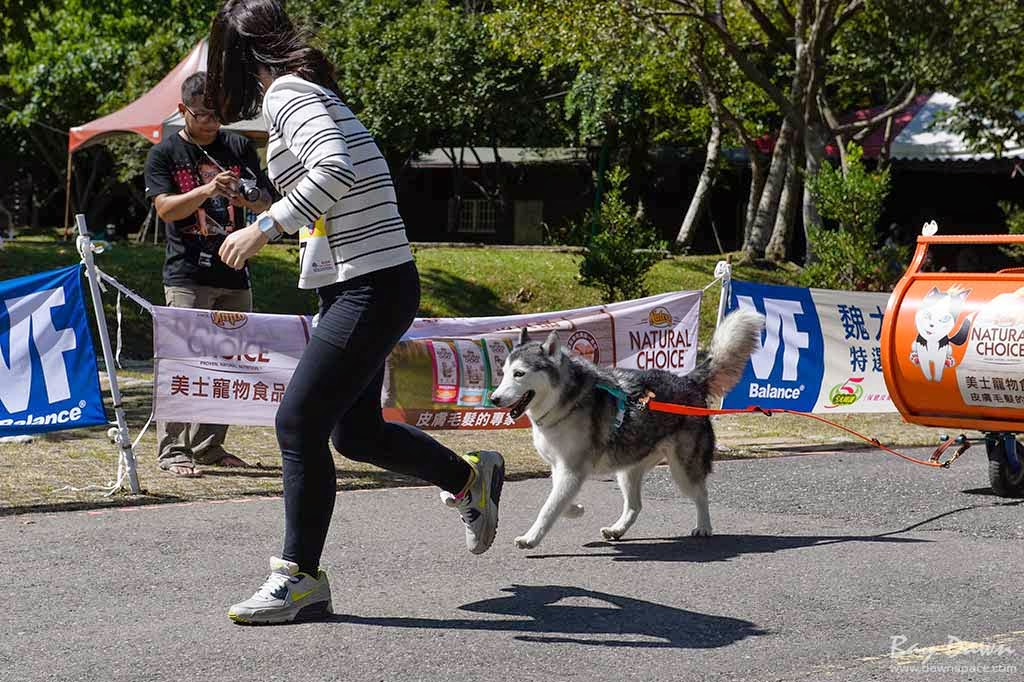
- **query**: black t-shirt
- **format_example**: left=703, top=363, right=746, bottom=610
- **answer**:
left=144, top=131, right=272, bottom=289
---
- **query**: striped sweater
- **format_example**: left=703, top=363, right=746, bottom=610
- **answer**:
left=263, top=75, right=413, bottom=288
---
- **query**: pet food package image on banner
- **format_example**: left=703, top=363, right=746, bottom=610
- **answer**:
left=482, top=337, right=513, bottom=407
left=454, top=339, right=487, bottom=407
left=427, top=340, right=459, bottom=403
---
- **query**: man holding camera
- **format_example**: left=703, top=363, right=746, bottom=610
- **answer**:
left=144, top=71, right=274, bottom=477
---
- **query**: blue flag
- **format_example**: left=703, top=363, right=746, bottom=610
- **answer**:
left=1, top=265, right=107, bottom=436
left=722, top=279, right=825, bottom=412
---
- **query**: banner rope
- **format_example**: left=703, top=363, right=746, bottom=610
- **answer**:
left=89, top=265, right=153, bottom=373
left=92, top=267, right=154, bottom=314
left=702, top=274, right=724, bottom=292
left=642, top=398, right=973, bottom=469
left=50, top=411, right=154, bottom=497
left=51, top=458, right=131, bottom=497
left=115, top=290, right=123, bottom=369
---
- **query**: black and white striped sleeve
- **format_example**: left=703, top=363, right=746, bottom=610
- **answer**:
left=265, top=79, right=355, bottom=233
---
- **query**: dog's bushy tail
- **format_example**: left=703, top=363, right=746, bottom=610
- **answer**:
left=703, top=309, right=764, bottom=398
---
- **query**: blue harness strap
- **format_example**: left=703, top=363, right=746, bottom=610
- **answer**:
left=596, top=382, right=628, bottom=429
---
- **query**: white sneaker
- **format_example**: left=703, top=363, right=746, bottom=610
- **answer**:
left=228, top=557, right=332, bottom=625
left=440, top=451, right=505, bottom=554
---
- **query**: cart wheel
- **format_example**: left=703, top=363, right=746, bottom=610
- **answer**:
left=986, top=438, right=1024, bottom=498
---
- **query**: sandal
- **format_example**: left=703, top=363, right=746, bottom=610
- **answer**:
left=164, top=463, right=203, bottom=478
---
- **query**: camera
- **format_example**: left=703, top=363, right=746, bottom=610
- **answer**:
left=238, top=176, right=261, bottom=203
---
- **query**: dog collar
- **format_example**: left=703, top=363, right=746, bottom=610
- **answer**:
left=596, top=382, right=628, bottom=429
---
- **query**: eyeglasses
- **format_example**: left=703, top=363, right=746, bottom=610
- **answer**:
left=183, top=104, right=220, bottom=124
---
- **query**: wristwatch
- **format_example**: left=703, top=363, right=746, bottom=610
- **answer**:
left=255, top=212, right=281, bottom=240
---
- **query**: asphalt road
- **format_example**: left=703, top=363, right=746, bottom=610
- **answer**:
left=2, top=448, right=1022, bottom=682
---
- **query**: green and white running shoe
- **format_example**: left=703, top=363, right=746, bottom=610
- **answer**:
left=440, top=450, right=505, bottom=554
left=228, top=557, right=332, bottom=625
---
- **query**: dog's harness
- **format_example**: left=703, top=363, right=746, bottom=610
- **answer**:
left=596, top=383, right=629, bottom=429
left=595, top=384, right=660, bottom=431
left=537, top=382, right=655, bottom=432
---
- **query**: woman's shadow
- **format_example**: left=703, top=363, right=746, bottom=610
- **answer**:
left=331, top=584, right=763, bottom=649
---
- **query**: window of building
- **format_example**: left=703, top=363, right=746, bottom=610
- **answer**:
left=457, top=198, right=497, bottom=234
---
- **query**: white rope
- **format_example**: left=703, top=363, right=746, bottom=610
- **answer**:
left=50, top=411, right=153, bottom=498
left=93, top=267, right=155, bottom=314
left=131, top=410, right=154, bottom=452
left=702, top=274, right=724, bottom=291
left=51, top=457, right=129, bottom=497
left=115, top=290, right=123, bottom=370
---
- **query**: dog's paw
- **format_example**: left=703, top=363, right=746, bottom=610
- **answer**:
left=690, top=526, right=712, bottom=537
left=563, top=503, right=585, bottom=519
left=514, top=536, right=537, bottom=549
left=601, top=527, right=625, bottom=541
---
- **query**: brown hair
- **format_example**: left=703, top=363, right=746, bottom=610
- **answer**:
left=205, top=0, right=342, bottom=124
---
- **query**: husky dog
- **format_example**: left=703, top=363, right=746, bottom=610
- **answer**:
left=490, top=309, right=764, bottom=549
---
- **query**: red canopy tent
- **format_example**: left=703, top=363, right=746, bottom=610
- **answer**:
left=65, top=41, right=266, bottom=234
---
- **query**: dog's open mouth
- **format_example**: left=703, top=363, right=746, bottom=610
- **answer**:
left=507, top=390, right=535, bottom=420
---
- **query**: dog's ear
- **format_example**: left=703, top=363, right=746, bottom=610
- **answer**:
left=542, top=330, right=560, bottom=357
left=517, top=327, right=529, bottom=347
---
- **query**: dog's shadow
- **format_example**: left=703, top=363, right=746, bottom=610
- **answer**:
left=523, top=504, right=1004, bottom=563
left=524, top=532, right=926, bottom=563
left=330, top=584, right=763, bottom=648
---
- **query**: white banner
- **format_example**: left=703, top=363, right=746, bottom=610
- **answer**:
left=811, top=288, right=896, bottom=413
left=152, top=289, right=703, bottom=428
left=723, top=280, right=896, bottom=413
left=152, top=307, right=311, bottom=426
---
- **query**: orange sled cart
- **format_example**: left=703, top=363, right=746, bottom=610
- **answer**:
left=881, top=232, right=1024, bottom=497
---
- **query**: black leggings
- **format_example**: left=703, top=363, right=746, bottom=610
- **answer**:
left=275, top=260, right=471, bottom=574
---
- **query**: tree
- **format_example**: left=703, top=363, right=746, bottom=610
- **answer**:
left=293, top=0, right=563, bottom=236
left=918, top=0, right=1024, bottom=155
left=802, top=143, right=900, bottom=291
left=578, top=166, right=667, bottom=302
left=490, top=0, right=728, bottom=247
left=1, top=0, right=217, bottom=227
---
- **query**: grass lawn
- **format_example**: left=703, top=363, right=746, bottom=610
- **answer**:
left=0, top=232, right=948, bottom=515
left=0, top=233, right=798, bottom=358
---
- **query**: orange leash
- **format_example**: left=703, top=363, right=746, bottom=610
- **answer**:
left=643, top=398, right=971, bottom=469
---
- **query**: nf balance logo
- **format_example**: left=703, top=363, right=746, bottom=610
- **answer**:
left=722, top=280, right=824, bottom=412
left=0, top=286, right=77, bottom=412
left=0, top=265, right=106, bottom=436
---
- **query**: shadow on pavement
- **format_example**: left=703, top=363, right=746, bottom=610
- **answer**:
left=523, top=532, right=928, bottom=563
left=331, top=584, right=763, bottom=648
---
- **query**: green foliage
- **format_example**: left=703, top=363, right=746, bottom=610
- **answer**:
left=799, top=229, right=908, bottom=292
left=998, top=201, right=1024, bottom=262
left=578, top=166, right=666, bottom=302
left=807, top=143, right=890, bottom=237
left=488, top=0, right=711, bottom=149
left=293, top=0, right=562, bottom=164
left=1, top=1, right=214, bottom=130
left=0, top=0, right=218, bottom=220
left=921, top=0, right=1024, bottom=154
left=802, top=143, right=902, bottom=291
left=542, top=218, right=589, bottom=248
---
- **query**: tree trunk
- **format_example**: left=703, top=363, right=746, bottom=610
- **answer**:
left=675, top=98, right=723, bottom=249
left=444, top=147, right=464, bottom=233
left=745, top=115, right=795, bottom=257
left=802, top=118, right=829, bottom=262
left=491, top=139, right=512, bottom=242
left=765, top=144, right=804, bottom=262
left=743, top=154, right=768, bottom=246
